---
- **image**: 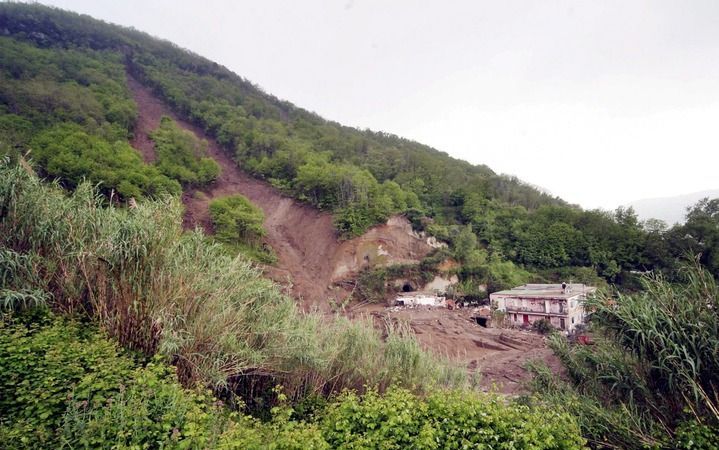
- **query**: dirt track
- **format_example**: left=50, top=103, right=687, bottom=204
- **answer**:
left=127, top=73, right=342, bottom=308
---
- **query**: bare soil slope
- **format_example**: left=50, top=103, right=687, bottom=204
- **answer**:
left=127, top=74, right=435, bottom=308
left=128, top=74, right=341, bottom=307
left=127, top=73, right=560, bottom=392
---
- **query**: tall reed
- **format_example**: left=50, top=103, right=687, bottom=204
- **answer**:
left=530, top=262, right=719, bottom=448
left=0, top=160, right=468, bottom=407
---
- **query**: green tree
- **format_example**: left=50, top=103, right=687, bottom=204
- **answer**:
left=209, top=194, right=266, bottom=247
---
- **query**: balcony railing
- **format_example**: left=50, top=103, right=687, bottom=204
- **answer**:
left=505, top=306, right=567, bottom=316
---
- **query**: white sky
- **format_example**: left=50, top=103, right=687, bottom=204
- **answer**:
left=37, top=0, right=719, bottom=209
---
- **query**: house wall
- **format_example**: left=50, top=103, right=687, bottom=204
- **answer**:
left=395, top=294, right=446, bottom=307
left=493, top=293, right=587, bottom=332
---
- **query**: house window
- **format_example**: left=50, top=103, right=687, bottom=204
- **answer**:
left=560, top=318, right=565, bottom=330
left=513, top=314, right=517, bottom=322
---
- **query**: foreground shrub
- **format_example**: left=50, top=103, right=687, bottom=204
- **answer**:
left=0, top=314, right=135, bottom=448
left=61, top=362, right=228, bottom=449
left=321, top=387, right=586, bottom=449
left=1, top=314, right=583, bottom=449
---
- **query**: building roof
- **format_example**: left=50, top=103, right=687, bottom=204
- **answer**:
left=490, top=283, right=596, bottom=299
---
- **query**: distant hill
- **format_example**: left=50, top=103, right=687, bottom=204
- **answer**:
left=627, top=189, right=719, bottom=225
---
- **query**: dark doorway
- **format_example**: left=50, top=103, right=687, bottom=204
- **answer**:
left=523, top=314, right=529, bottom=325
left=474, top=316, right=489, bottom=328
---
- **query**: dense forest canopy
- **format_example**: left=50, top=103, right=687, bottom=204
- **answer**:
left=0, top=3, right=717, bottom=290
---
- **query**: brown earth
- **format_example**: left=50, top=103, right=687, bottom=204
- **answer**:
left=356, top=305, right=563, bottom=395
left=127, top=73, right=342, bottom=308
left=126, top=73, right=436, bottom=309
left=126, top=73, right=560, bottom=392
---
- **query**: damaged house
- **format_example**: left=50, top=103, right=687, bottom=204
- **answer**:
left=490, top=283, right=597, bottom=332
left=394, top=291, right=446, bottom=307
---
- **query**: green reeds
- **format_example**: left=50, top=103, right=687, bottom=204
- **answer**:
left=530, top=262, right=719, bottom=448
left=0, top=159, right=467, bottom=408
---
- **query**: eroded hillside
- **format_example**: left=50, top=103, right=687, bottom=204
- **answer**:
left=127, top=73, right=436, bottom=308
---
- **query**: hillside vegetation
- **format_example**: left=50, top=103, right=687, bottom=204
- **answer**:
left=0, top=162, right=466, bottom=396
left=1, top=4, right=719, bottom=448
left=0, top=161, right=589, bottom=449
left=1, top=3, right=717, bottom=295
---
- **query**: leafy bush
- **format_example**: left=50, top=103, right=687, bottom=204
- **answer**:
left=209, top=193, right=276, bottom=263
left=0, top=314, right=135, bottom=448
left=30, top=123, right=181, bottom=199
left=150, top=116, right=220, bottom=186
left=320, top=387, right=586, bottom=449
left=61, top=361, right=229, bottom=449
left=210, top=194, right=266, bottom=246
left=0, top=314, right=321, bottom=449
left=532, top=318, right=554, bottom=335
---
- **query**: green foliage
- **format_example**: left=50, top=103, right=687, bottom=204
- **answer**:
left=31, top=123, right=181, bottom=198
left=320, top=387, right=586, bottom=449
left=0, top=36, right=136, bottom=141
left=0, top=314, right=321, bottom=449
left=675, top=421, right=719, bottom=450
left=209, top=194, right=266, bottom=245
left=532, top=318, right=554, bottom=335
left=531, top=263, right=719, bottom=448
left=1, top=314, right=580, bottom=448
left=671, top=198, right=719, bottom=277
left=0, top=314, right=135, bottom=448
left=0, top=161, right=467, bottom=409
left=61, top=361, right=228, bottom=449
left=452, top=224, right=478, bottom=263
left=0, top=114, right=33, bottom=161
left=209, top=194, right=275, bottom=263
left=150, top=116, right=220, bottom=186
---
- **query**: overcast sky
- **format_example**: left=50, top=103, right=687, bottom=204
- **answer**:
left=37, top=0, right=719, bottom=210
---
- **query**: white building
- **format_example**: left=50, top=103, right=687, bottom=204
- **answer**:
left=489, top=283, right=596, bottom=332
left=394, top=292, right=446, bottom=307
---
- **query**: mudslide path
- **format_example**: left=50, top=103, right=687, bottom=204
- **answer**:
left=127, top=73, right=341, bottom=308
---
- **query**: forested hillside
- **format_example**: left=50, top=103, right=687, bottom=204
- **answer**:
left=1, top=3, right=717, bottom=293
left=1, top=4, right=719, bottom=448
left=1, top=4, right=716, bottom=296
